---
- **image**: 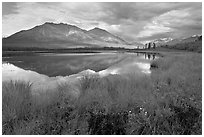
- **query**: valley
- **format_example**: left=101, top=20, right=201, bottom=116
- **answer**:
left=2, top=16, right=202, bottom=135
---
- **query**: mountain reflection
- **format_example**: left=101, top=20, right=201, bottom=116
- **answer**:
left=3, top=52, right=158, bottom=77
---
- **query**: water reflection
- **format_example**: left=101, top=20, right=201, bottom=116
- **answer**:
left=143, top=53, right=156, bottom=60
left=2, top=52, right=159, bottom=94
left=3, top=52, right=158, bottom=77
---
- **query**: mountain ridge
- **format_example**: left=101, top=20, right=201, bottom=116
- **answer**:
left=147, top=35, right=202, bottom=47
left=3, top=22, right=129, bottom=49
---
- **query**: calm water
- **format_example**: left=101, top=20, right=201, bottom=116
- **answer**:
left=2, top=52, right=158, bottom=93
left=2, top=52, right=158, bottom=77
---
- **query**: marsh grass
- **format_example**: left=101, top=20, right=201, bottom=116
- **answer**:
left=2, top=81, right=33, bottom=134
left=2, top=52, right=202, bottom=135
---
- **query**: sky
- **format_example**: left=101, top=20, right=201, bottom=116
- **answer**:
left=2, top=2, right=202, bottom=43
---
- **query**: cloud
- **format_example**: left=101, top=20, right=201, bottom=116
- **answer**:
left=136, top=6, right=202, bottom=42
left=2, top=2, right=18, bottom=15
left=136, top=8, right=190, bottom=38
left=2, top=2, right=202, bottom=42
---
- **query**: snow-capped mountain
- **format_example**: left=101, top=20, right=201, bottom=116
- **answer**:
left=147, top=35, right=202, bottom=47
left=151, top=37, right=173, bottom=46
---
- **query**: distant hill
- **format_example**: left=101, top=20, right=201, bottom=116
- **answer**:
left=153, top=38, right=173, bottom=46
left=2, top=22, right=128, bottom=49
left=159, top=35, right=202, bottom=46
left=143, top=35, right=202, bottom=53
left=128, top=41, right=144, bottom=49
left=161, top=35, right=202, bottom=53
left=146, top=35, right=202, bottom=48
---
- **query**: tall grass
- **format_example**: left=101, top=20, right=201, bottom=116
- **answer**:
left=2, top=52, right=202, bottom=135
left=149, top=53, right=202, bottom=134
left=2, top=81, right=32, bottom=134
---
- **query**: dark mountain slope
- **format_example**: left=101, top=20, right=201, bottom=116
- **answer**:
left=3, top=22, right=128, bottom=49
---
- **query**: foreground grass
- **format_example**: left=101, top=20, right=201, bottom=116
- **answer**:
left=2, top=52, right=202, bottom=135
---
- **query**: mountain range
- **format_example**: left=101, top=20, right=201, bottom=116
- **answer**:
left=3, top=22, right=129, bottom=49
left=3, top=22, right=201, bottom=49
left=149, top=35, right=202, bottom=47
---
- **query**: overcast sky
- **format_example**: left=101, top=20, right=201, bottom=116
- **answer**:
left=2, top=2, right=202, bottom=43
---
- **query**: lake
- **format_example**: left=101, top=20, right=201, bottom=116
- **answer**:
left=2, top=52, right=158, bottom=94
left=3, top=52, right=157, bottom=77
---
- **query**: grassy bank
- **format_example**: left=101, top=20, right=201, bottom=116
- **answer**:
left=161, top=40, right=202, bottom=53
left=2, top=52, right=202, bottom=135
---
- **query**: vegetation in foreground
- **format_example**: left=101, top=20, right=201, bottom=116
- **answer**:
left=2, top=52, right=202, bottom=135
